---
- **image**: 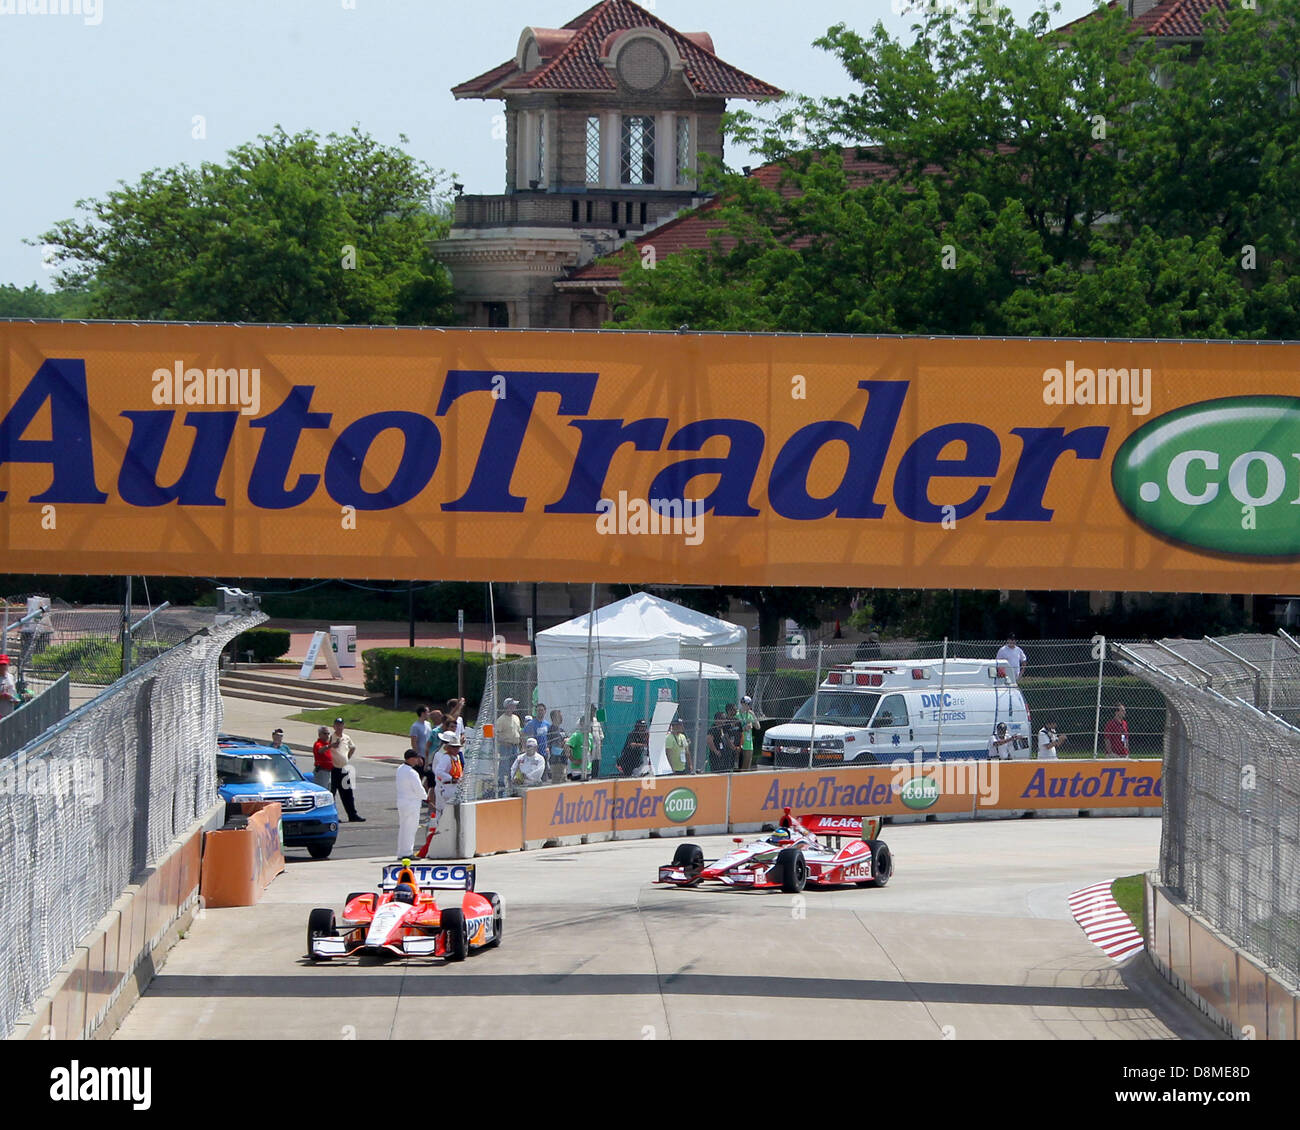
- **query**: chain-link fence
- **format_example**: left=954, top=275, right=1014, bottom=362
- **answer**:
left=1117, top=633, right=1300, bottom=985
left=458, top=637, right=1166, bottom=800
left=1, top=598, right=219, bottom=689
left=0, top=609, right=264, bottom=1039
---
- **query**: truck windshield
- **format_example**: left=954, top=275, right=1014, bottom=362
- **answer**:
left=216, top=753, right=304, bottom=786
left=792, top=692, right=881, bottom=726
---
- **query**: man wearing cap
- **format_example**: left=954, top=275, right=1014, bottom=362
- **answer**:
left=987, top=722, right=1016, bottom=761
left=396, top=749, right=430, bottom=859
left=664, top=718, right=690, bottom=774
left=494, top=698, right=522, bottom=793
left=269, top=728, right=287, bottom=751
left=311, top=726, right=333, bottom=788
left=329, top=717, right=365, bottom=822
left=0, top=655, right=16, bottom=719
left=736, top=695, right=759, bottom=772
left=510, top=737, right=548, bottom=792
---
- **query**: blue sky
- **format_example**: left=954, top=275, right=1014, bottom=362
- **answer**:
left=0, top=0, right=1096, bottom=288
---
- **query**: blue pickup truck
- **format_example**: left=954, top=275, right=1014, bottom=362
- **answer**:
left=216, top=739, right=339, bottom=860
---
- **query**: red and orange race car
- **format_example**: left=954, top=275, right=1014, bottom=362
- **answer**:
left=307, top=861, right=502, bottom=962
left=656, top=809, right=893, bottom=892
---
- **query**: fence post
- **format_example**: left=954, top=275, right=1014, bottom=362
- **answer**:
left=394, top=666, right=400, bottom=709
left=1092, top=636, right=1106, bottom=759
left=935, top=637, right=949, bottom=758
left=808, top=641, right=822, bottom=769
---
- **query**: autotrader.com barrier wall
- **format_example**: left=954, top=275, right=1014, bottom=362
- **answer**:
left=452, top=757, right=1163, bottom=857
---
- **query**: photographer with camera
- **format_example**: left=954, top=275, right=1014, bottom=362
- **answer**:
left=1037, top=720, right=1066, bottom=760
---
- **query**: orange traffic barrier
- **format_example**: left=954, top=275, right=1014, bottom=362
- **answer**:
left=200, top=802, right=285, bottom=908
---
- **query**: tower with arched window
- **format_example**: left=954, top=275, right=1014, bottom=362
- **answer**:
left=434, top=0, right=781, bottom=329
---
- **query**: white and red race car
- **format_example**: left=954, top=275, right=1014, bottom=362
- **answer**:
left=307, top=861, right=502, bottom=962
left=656, top=809, right=893, bottom=892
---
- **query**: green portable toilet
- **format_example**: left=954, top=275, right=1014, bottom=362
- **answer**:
left=658, top=659, right=742, bottom=773
left=600, top=659, right=678, bottom=776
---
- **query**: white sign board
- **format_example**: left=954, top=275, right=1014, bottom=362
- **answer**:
left=647, top=700, right=678, bottom=777
left=300, top=630, right=343, bottom=680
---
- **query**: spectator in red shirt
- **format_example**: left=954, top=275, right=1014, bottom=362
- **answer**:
left=1103, top=705, right=1129, bottom=758
left=311, top=726, right=333, bottom=787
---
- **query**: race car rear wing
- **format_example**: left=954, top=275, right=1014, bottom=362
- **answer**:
left=381, top=862, right=476, bottom=891
left=797, top=814, right=883, bottom=841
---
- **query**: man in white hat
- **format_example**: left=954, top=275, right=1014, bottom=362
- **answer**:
left=429, top=730, right=463, bottom=827
left=510, top=737, right=548, bottom=792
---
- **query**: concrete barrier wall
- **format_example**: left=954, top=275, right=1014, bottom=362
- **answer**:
left=1145, top=877, right=1298, bottom=1040
left=463, top=760, right=1162, bottom=856
left=8, top=803, right=221, bottom=1041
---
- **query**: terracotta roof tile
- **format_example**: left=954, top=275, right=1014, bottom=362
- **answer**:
left=453, top=0, right=781, bottom=99
left=1055, top=0, right=1229, bottom=38
left=565, top=149, right=897, bottom=283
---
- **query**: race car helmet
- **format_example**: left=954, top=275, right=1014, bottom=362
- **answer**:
left=393, top=883, right=417, bottom=905
left=768, top=827, right=793, bottom=845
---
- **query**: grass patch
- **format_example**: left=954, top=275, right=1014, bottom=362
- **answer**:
left=1111, top=874, right=1145, bottom=934
left=291, top=699, right=476, bottom=739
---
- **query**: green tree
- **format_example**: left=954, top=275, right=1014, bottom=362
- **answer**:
left=0, top=283, right=91, bottom=318
left=37, top=126, right=457, bottom=326
left=612, top=1, right=1300, bottom=339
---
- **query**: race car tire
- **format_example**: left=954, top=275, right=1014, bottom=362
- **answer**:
left=307, top=842, right=334, bottom=860
left=864, top=841, right=893, bottom=888
left=777, top=847, right=807, bottom=893
left=307, top=908, right=336, bottom=962
left=480, top=892, right=503, bottom=949
left=441, top=907, right=469, bottom=962
left=672, top=842, right=705, bottom=874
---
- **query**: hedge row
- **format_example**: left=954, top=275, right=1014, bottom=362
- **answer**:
left=234, top=627, right=292, bottom=662
left=362, top=647, right=521, bottom=707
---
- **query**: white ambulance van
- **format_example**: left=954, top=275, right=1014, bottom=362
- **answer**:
left=761, top=659, right=1031, bottom=767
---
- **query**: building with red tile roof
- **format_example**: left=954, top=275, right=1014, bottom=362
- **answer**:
left=1056, top=0, right=1231, bottom=42
left=432, top=1, right=781, bottom=330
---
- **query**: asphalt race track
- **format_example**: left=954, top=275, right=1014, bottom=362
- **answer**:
left=114, top=817, right=1222, bottom=1041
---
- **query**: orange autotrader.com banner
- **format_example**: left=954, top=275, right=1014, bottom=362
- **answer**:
left=3, top=321, right=1298, bottom=589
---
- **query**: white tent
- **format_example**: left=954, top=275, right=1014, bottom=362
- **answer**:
left=534, top=593, right=747, bottom=733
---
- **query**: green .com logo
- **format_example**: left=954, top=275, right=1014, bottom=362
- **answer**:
left=1112, top=397, right=1300, bottom=557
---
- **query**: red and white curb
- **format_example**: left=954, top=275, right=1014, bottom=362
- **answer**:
left=1068, top=881, right=1145, bottom=961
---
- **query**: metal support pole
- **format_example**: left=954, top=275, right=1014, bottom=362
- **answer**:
left=935, top=638, right=949, bottom=759
left=1092, top=636, right=1106, bottom=759
left=394, top=666, right=400, bottom=709
left=408, top=581, right=415, bottom=649
left=582, top=583, right=596, bottom=777
left=808, top=641, right=822, bottom=769
left=121, top=576, right=133, bottom=677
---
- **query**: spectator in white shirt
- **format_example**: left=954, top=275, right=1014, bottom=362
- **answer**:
left=995, top=635, right=1027, bottom=680
left=1037, top=722, right=1065, bottom=760
left=395, top=750, right=429, bottom=859
left=511, top=738, right=548, bottom=791
left=987, top=722, right=1016, bottom=761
